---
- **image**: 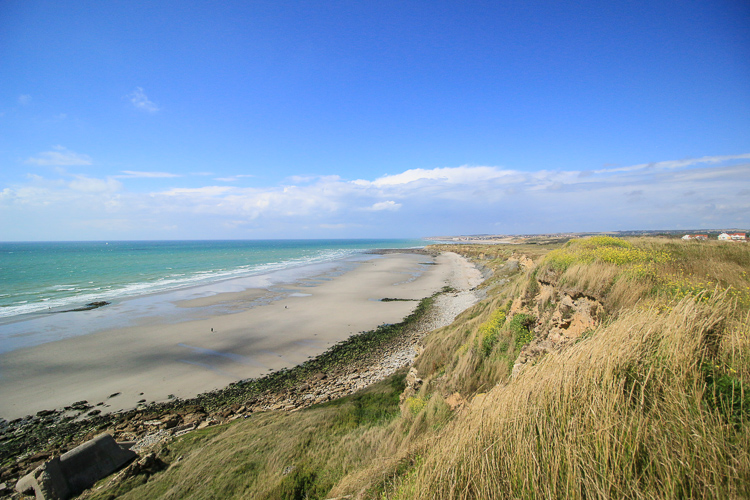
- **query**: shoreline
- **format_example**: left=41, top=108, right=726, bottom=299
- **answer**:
left=0, top=251, right=459, bottom=421
left=0, top=248, right=434, bottom=353
left=0, top=251, right=386, bottom=353
left=0, top=250, right=485, bottom=489
left=0, top=240, right=429, bottom=328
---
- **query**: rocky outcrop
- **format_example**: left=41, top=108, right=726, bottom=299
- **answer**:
left=15, top=434, right=136, bottom=500
left=511, top=279, right=603, bottom=378
left=399, top=368, right=423, bottom=406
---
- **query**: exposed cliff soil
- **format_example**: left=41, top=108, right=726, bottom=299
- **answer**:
left=509, top=258, right=604, bottom=377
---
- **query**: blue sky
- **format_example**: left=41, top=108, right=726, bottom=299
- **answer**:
left=1, top=0, right=748, bottom=240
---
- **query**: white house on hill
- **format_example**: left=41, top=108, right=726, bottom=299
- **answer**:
left=718, top=232, right=747, bottom=241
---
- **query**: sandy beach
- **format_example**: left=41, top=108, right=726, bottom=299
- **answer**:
left=0, top=252, right=473, bottom=420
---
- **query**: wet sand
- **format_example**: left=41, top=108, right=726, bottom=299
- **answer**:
left=0, top=252, right=460, bottom=420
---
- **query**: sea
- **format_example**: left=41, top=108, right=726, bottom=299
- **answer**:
left=0, top=239, right=426, bottom=354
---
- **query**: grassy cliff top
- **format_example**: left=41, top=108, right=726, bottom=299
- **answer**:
left=79, top=237, right=750, bottom=499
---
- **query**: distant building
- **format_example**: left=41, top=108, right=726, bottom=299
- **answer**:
left=718, top=232, right=747, bottom=241
left=682, top=234, right=708, bottom=240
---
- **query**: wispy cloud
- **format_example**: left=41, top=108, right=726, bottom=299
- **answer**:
left=160, top=186, right=234, bottom=197
left=117, top=171, right=181, bottom=178
left=215, top=174, right=255, bottom=182
left=25, top=146, right=93, bottom=166
left=319, top=223, right=357, bottom=229
left=593, top=154, right=750, bottom=174
left=127, top=87, right=160, bottom=113
left=18, top=94, right=32, bottom=106
left=68, top=175, right=122, bottom=193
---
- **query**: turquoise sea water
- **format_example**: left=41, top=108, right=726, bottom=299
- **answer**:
left=0, top=239, right=424, bottom=323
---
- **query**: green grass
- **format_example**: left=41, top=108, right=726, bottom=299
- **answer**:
left=702, top=361, right=750, bottom=426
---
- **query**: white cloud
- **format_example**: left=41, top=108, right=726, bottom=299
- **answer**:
left=68, top=175, right=122, bottom=193
left=18, top=94, right=31, bottom=105
left=366, top=200, right=402, bottom=211
left=356, top=166, right=516, bottom=187
left=25, top=146, right=93, bottom=166
left=215, top=174, right=255, bottom=182
left=160, top=186, right=234, bottom=197
left=127, top=87, right=160, bottom=113
left=117, top=171, right=181, bottom=178
left=2, top=154, right=749, bottom=240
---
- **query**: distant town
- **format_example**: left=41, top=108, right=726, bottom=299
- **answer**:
left=426, top=229, right=748, bottom=245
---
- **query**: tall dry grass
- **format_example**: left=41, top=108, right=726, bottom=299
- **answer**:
left=414, top=296, right=512, bottom=397
left=386, top=293, right=750, bottom=499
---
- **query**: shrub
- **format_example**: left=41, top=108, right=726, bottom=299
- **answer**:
left=509, top=313, right=535, bottom=349
left=404, top=396, right=428, bottom=416
left=478, top=309, right=506, bottom=357
left=576, top=235, right=634, bottom=249
left=542, top=236, right=670, bottom=273
left=702, top=361, right=750, bottom=425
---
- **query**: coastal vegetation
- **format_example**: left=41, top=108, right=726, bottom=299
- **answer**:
left=385, top=239, right=750, bottom=499
left=5, top=237, right=750, bottom=499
